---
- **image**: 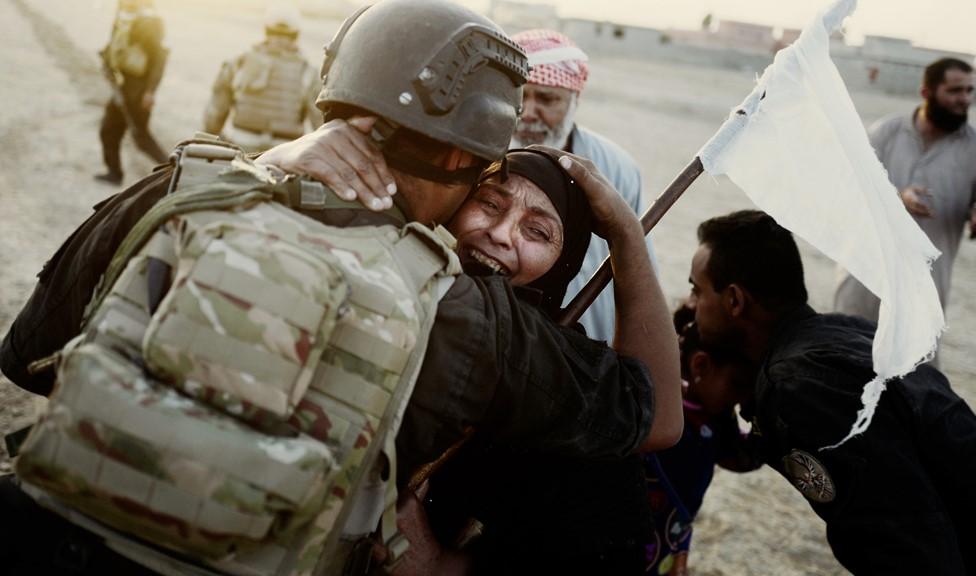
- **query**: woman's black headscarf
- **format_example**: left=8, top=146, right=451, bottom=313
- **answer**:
left=472, top=148, right=594, bottom=318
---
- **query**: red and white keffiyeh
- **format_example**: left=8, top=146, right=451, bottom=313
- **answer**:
left=512, top=29, right=589, bottom=93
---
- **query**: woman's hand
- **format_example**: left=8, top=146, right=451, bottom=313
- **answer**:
left=529, top=145, right=640, bottom=242
left=256, top=116, right=398, bottom=211
left=528, top=146, right=683, bottom=452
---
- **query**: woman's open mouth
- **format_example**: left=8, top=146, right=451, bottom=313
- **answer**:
left=469, top=248, right=510, bottom=276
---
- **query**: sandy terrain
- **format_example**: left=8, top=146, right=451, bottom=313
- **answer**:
left=0, top=1, right=972, bottom=574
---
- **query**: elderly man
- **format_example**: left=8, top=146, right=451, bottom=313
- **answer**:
left=834, top=57, right=976, bottom=333
left=510, top=29, right=656, bottom=342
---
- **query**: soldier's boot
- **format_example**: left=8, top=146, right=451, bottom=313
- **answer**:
left=93, top=171, right=123, bottom=185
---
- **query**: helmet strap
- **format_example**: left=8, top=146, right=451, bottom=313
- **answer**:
left=382, top=147, right=486, bottom=185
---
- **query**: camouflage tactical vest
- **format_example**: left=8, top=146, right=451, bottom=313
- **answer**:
left=15, top=140, right=461, bottom=575
left=106, top=11, right=149, bottom=77
left=231, top=45, right=310, bottom=140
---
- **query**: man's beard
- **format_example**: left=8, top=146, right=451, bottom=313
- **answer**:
left=925, top=95, right=968, bottom=133
left=511, top=96, right=578, bottom=150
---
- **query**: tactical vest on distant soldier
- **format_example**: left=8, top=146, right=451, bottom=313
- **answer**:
left=230, top=44, right=312, bottom=141
left=105, top=11, right=151, bottom=77
left=15, top=139, right=461, bottom=576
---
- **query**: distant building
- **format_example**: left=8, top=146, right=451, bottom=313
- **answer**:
left=560, top=18, right=663, bottom=60
left=488, top=3, right=973, bottom=97
left=710, top=20, right=775, bottom=53
left=779, top=28, right=802, bottom=46
left=488, top=0, right=558, bottom=33
left=834, top=35, right=975, bottom=94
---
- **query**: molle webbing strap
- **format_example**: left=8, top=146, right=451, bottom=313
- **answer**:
left=392, top=233, right=446, bottom=295
left=86, top=183, right=273, bottom=328
left=90, top=303, right=149, bottom=351
left=310, top=363, right=391, bottom=420
left=36, top=430, right=275, bottom=540
left=55, top=353, right=321, bottom=505
left=346, top=276, right=398, bottom=317
left=142, top=230, right=178, bottom=267
left=111, top=261, right=152, bottom=311
left=168, top=142, right=240, bottom=194
left=331, top=322, right=410, bottom=374
left=191, top=253, right=327, bottom=333
left=153, top=315, right=302, bottom=399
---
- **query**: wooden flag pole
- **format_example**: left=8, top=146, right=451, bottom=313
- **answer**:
left=558, top=156, right=705, bottom=326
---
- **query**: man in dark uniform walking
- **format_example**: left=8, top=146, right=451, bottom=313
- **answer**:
left=687, top=210, right=976, bottom=575
left=95, top=0, right=168, bottom=185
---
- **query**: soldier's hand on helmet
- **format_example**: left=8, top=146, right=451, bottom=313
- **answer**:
left=532, top=145, right=640, bottom=241
left=257, top=116, right=398, bottom=211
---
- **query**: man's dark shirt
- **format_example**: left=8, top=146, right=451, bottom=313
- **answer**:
left=746, top=305, right=976, bottom=575
left=0, top=168, right=655, bottom=488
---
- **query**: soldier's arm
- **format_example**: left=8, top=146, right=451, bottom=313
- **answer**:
left=203, top=61, right=235, bottom=136
left=0, top=170, right=172, bottom=395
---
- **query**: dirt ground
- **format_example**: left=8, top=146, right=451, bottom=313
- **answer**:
left=1, top=1, right=973, bottom=574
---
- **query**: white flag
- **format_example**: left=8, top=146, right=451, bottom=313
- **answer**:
left=698, top=0, right=944, bottom=446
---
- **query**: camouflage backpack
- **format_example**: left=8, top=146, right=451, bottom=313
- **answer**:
left=15, top=140, right=461, bottom=575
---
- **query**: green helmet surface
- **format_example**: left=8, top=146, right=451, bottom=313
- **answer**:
left=316, top=0, right=528, bottom=162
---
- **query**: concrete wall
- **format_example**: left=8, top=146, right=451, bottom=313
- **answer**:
left=539, top=18, right=973, bottom=96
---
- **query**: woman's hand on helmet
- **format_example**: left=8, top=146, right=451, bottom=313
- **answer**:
left=257, top=116, right=398, bottom=211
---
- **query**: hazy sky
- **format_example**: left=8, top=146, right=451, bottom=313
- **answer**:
left=475, top=0, right=976, bottom=55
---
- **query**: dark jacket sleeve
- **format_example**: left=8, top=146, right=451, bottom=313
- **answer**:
left=757, top=360, right=970, bottom=575
left=0, top=169, right=173, bottom=395
left=397, top=274, right=655, bottom=484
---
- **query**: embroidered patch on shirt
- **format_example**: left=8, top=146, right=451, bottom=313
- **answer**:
left=782, top=449, right=836, bottom=503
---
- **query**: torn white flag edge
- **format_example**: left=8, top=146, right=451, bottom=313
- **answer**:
left=695, top=0, right=945, bottom=450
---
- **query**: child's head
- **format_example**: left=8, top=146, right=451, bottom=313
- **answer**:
left=674, top=302, right=755, bottom=417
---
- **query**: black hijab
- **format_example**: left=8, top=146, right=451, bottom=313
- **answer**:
left=472, top=148, right=594, bottom=318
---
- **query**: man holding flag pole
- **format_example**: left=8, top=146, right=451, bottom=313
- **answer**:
left=673, top=0, right=976, bottom=572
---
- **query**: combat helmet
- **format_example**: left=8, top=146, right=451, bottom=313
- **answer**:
left=316, top=0, right=528, bottom=169
left=264, top=1, right=301, bottom=38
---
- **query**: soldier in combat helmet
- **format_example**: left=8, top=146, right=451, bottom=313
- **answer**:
left=203, top=1, right=323, bottom=152
left=95, top=0, right=169, bottom=185
left=0, top=1, right=681, bottom=574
